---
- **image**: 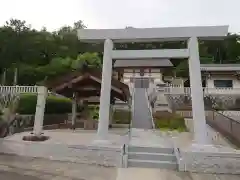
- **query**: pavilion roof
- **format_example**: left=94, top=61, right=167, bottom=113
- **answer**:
left=44, top=69, right=130, bottom=102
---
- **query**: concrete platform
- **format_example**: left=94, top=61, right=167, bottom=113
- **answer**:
left=0, top=129, right=129, bottom=167
left=129, top=128, right=176, bottom=148
left=3, top=129, right=129, bottom=147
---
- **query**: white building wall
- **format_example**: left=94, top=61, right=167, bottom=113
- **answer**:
left=206, top=75, right=240, bottom=88
left=123, top=69, right=163, bottom=84
left=205, top=74, right=240, bottom=94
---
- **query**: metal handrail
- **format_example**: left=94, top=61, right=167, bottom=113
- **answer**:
left=206, top=108, right=240, bottom=147
left=213, top=110, right=240, bottom=125
left=129, top=87, right=135, bottom=138
left=177, top=107, right=240, bottom=147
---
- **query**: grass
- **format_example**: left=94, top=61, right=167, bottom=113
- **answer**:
left=153, top=111, right=187, bottom=132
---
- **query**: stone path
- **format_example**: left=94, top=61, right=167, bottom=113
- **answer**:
left=132, top=88, right=153, bottom=129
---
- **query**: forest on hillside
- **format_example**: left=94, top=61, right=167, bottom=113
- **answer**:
left=1, top=18, right=240, bottom=85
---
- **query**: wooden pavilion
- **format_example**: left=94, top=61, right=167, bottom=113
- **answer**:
left=44, top=68, right=130, bottom=129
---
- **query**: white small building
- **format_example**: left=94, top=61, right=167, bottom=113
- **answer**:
left=201, top=64, right=240, bottom=94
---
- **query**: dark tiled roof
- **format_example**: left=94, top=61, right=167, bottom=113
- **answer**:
left=201, top=64, right=240, bottom=71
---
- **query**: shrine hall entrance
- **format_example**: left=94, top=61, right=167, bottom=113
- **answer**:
left=133, top=77, right=150, bottom=89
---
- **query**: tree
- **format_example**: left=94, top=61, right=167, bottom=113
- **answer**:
left=73, top=52, right=102, bottom=70
left=5, top=19, right=30, bottom=32
left=73, top=20, right=86, bottom=30
left=1, top=18, right=240, bottom=86
left=3, top=19, right=31, bottom=85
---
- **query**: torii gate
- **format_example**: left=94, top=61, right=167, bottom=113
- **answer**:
left=78, top=26, right=229, bottom=144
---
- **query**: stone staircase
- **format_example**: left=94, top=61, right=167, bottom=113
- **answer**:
left=132, top=88, right=153, bottom=129
left=127, top=145, right=178, bottom=170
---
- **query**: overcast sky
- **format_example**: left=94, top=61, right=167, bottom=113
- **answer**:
left=0, top=0, right=239, bottom=32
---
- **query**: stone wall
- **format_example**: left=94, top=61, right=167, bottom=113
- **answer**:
left=0, top=139, right=123, bottom=167
left=179, top=144, right=240, bottom=174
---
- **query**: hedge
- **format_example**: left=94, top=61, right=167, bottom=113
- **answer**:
left=17, top=94, right=75, bottom=114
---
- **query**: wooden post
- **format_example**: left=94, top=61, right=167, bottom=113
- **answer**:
left=109, top=104, right=113, bottom=128
left=71, top=92, right=77, bottom=130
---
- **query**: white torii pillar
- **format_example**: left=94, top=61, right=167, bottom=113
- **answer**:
left=96, top=39, right=113, bottom=141
left=188, top=37, right=208, bottom=144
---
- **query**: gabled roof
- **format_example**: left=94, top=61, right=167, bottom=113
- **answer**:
left=201, top=64, right=240, bottom=71
left=44, top=69, right=130, bottom=102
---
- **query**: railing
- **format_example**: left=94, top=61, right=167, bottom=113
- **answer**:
left=0, top=86, right=63, bottom=97
left=145, top=89, right=155, bottom=129
left=163, top=87, right=240, bottom=95
left=0, top=86, right=38, bottom=94
left=148, top=83, right=158, bottom=104
left=165, top=83, right=183, bottom=88
left=177, top=110, right=240, bottom=147
left=207, top=110, right=240, bottom=147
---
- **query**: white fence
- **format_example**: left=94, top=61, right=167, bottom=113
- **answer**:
left=0, top=86, right=62, bottom=97
left=0, top=86, right=38, bottom=94
left=163, top=87, right=240, bottom=95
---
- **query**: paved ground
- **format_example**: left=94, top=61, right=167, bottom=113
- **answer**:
left=0, top=170, right=43, bottom=180
left=1, top=129, right=239, bottom=179
left=1, top=155, right=240, bottom=180
left=0, top=154, right=117, bottom=180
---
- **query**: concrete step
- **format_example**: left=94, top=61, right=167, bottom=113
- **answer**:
left=128, top=146, right=174, bottom=154
left=128, top=152, right=176, bottom=162
left=128, top=159, right=177, bottom=170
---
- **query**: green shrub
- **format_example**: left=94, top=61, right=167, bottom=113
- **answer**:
left=17, top=94, right=74, bottom=114
left=112, top=110, right=131, bottom=124
left=153, top=111, right=187, bottom=132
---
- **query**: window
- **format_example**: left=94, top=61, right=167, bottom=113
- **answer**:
left=213, top=80, right=233, bottom=88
